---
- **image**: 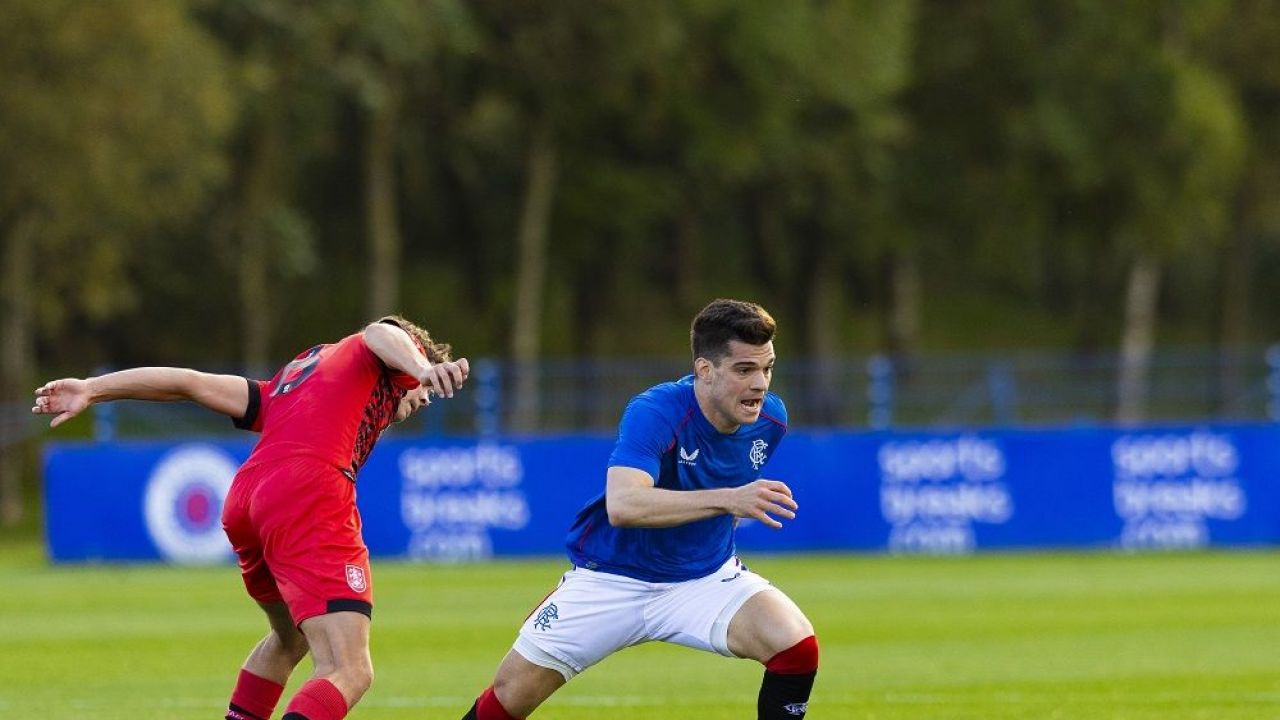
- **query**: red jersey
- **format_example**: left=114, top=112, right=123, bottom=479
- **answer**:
left=234, top=332, right=420, bottom=480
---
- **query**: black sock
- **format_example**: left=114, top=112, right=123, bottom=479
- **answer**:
left=226, top=704, right=267, bottom=720
left=460, top=700, right=479, bottom=720
left=757, top=669, right=816, bottom=719
left=227, top=702, right=267, bottom=717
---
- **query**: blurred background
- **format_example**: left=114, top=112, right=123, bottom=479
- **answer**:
left=4, top=0, right=1280, bottom=536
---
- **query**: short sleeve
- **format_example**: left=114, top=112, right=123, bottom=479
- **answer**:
left=762, top=393, right=788, bottom=435
left=607, top=396, right=673, bottom=479
left=232, top=378, right=267, bottom=432
left=388, top=369, right=420, bottom=391
left=364, top=325, right=421, bottom=390
left=358, top=327, right=422, bottom=389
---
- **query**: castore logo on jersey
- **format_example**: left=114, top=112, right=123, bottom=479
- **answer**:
left=678, top=447, right=700, bottom=465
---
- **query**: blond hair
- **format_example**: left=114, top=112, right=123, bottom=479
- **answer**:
left=378, top=315, right=452, bottom=363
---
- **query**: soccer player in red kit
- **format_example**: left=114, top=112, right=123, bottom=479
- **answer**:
left=33, top=316, right=469, bottom=720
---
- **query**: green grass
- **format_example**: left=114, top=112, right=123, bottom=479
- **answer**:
left=2, top=543, right=1279, bottom=719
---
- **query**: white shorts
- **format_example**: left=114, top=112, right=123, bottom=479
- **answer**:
left=513, top=556, right=774, bottom=680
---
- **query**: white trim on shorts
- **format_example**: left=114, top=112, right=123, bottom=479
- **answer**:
left=512, top=557, right=774, bottom=680
left=513, top=634, right=579, bottom=681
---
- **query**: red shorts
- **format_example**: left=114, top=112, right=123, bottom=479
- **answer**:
left=221, top=456, right=373, bottom=625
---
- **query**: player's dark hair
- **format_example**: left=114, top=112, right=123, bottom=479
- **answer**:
left=378, top=315, right=452, bottom=363
left=690, top=299, right=776, bottom=364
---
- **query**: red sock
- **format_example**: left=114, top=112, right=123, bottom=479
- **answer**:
left=476, top=686, right=519, bottom=720
left=761, top=636, right=819, bottom=719
left=227, top=669, right=285, bottom=720
left=765, top=635, right=820, bottom=674
left=281, top=678, right=348, bottom=720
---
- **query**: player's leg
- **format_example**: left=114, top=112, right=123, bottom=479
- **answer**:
left=461, top=566, right=647, bottom=719
left=282, top=610, right=373, bottom=719
left=226, top=601, right=310, bottom=720
left=726, top=590, right=818, bottom=720
left=246, top=601, right=311, bottom=681
left=250, top=459, right=377, bottom=720
left=225, top=471, right=304, bottom=720
left=461, top=650, right=566, bottom=720
left=647, top=557, right=817, bottom=719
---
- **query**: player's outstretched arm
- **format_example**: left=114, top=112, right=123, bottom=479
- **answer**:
left=362, top=321, right=469, bottom=398
left=33, top=368, right=250, bottom=428
left=606, top=467, right=798, bottom=529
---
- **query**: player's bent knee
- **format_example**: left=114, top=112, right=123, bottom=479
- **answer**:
left=764, top=635, right=819, bottom=675
left=493, top=650, right=566, bottom=717
left=787, top=612, right=815, bottom=640
left=352, top=662, right=374, bottom=696
left=278, top=631, right=310, bottom=664
left=331, top=659, right=374, bottom=702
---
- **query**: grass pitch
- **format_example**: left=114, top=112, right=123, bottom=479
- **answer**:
left=2, top=542, right=1279, bottom=719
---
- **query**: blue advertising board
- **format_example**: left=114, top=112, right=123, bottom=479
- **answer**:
left=42, top=424, right=1280, bottom=563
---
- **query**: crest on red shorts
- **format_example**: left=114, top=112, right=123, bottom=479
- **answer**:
left=345, top=564, right=368, bottom=593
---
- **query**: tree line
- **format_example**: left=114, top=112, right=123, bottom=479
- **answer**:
left=3, top=0, right=1280, bottom=523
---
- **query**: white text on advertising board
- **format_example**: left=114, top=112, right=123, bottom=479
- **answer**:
left=878, top=436, right=1013, bottom=553
left=398, top=444, right=529, bottom=561
left=1111, top=432, right=1245, bottom=549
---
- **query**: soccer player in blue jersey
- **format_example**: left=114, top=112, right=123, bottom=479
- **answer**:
left=461, top=299, right=819, bottom=720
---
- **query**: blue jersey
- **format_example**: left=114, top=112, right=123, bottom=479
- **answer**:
left=565, top=375, right=788, bottom=582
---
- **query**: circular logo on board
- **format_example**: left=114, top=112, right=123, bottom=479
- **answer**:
left=144, top=445, right=238, bottom=564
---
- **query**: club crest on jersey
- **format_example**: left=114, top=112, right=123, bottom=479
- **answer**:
left=783, top=702, right=808, bottom=715
left=749, top=439, right=769, bottom=469
left=678, top=446, right=700, bottom=465
left=345, top=564, right=368, bottom=593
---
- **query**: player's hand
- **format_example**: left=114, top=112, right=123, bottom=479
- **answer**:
left=32, top=378, right=93, bottom=428
left=727, top=479, right=797, bottom=529
left=419, top=358, right=470, bottom=399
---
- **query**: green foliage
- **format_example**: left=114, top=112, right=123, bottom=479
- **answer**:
left=902, top=0, right=1253, bottom=349
left=4, top=0, right=1279, bottom=367
left=0, top=0, right=233, bottom=328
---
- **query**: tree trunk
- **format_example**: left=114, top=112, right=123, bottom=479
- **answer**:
left=674, top=209, right=700, bottom=311
left=240, top=113, right=282, bottom=377
left=1115, top=254, right=1161, bottom=423
left=509, top=116, right=559, bottom=432
left=444, top=149, right=488, bottom=310
left=0, top=214, right=38, bottom=526
left=1217, top=198, right=1252, bottom=414
left=805, top=244, right=843, bottom=425
left=886, top=249, right=922, bottom=361
left=365, top=82, right=402, bottom=319
left=747, top=186, right=786, bottom=295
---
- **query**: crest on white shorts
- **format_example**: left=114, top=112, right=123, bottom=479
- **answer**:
left=345, top=564, right=368, bottom=593
left=533, top=602, right=559, bottom=631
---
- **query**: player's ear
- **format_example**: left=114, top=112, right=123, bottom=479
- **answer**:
left=694, top=357, right=712, bottom=382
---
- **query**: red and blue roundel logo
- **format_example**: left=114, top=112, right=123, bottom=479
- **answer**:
left=144, top=445, right=238, bottom=564
left=174, top=483, right=218, bottom=533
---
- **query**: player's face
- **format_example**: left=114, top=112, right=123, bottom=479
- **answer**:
left=394, top=386, right=431, bottom=423
left=698, top=340, right=775, bottom=433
